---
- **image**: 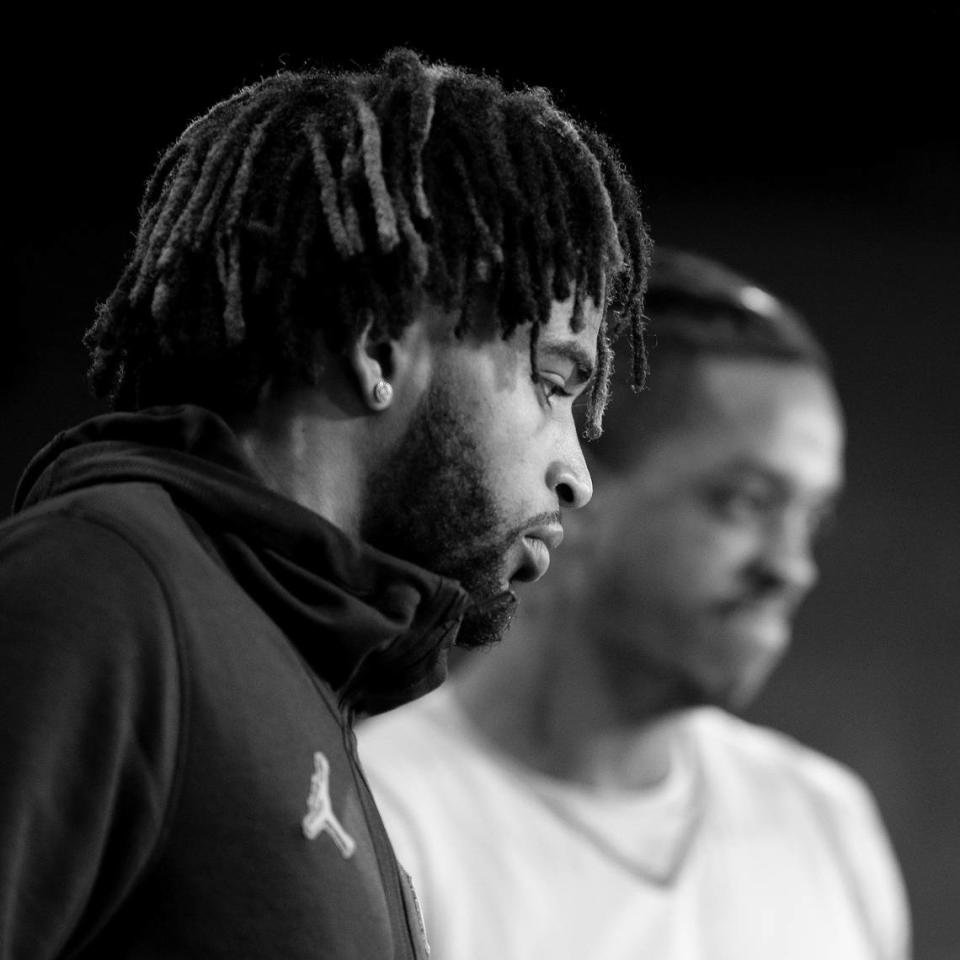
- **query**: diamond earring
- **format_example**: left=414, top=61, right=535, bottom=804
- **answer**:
left=372, top=379, right=393, bottom=407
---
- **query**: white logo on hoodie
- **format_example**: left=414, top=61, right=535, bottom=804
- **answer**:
left=302, top=751, right=356, bottom=858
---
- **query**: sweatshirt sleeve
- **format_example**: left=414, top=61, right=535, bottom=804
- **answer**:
left=0, top=507, right=183, bottom=960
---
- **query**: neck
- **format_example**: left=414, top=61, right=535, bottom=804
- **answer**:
left=228, top=389, right=373, bottom=537
left=454, top=603, right=688, bottom=792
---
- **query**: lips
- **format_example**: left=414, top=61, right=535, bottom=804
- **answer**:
left=716, top=600, right=796, bottom=651
left=718, top=592, right=803, bottom=623
left=512, top=524, right=564, bottom=583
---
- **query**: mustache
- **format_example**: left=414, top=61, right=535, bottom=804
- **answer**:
left=448, top=509, right=562, bottom=568
left=501, top=510, right=562, bottom=547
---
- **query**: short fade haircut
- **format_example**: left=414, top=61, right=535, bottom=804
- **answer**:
left=585, top=247, right=833, bottom=472
left=84, top=48, right=651, bottom=439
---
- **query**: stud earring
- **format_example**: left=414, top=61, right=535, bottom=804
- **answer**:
left=372, top=379, right=393, bottom=407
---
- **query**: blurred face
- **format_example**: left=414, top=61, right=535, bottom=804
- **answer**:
left=363, top=296, right=599, bottom=648
left=586, top=357, right=844, bottom=712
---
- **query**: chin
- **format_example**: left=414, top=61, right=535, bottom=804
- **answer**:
left=454, top=586, right=518, bottom=650
left=702, top=651, right=785, bottom=712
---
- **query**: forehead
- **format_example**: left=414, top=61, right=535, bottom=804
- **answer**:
left=431, top=287, right=602, bottom=349
left=426, top=290, right=605, bottom=398
left=638, top=357, right=845, bottom=492
left=536, top=294, right=604, bottom=370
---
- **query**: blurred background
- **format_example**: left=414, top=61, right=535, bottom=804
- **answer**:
left=8, top=13, right=958, bottom=957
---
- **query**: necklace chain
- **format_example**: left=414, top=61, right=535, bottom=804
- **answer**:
left=522, top=762, right=705, bottom=885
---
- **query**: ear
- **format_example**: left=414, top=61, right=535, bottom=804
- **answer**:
left=347, top=320, right=396, bottom=412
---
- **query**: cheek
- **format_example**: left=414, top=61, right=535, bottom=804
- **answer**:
left=439, top=363, right=534, bottom=471
left=672, top=516, right=749, bottom=581
left=609, top=509, right=750, bottom=601
left=478, top=417, right=539, bottom=505
left=478, top=396, right=565, bottom=501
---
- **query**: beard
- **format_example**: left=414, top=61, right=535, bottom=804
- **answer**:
left=360, top=378, right=519, bottom=649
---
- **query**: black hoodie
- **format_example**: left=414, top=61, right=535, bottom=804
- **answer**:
left=0, top=404, right=468, bottom=959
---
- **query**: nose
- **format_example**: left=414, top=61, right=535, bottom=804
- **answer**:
left=547, top=427, right=593, bottom=510
left=756, top=512, right=819, bottom=596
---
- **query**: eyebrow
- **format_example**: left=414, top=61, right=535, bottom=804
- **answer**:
left=714, top=459, right=845, bottom=501
left=536, top=338, right=596, bottom=388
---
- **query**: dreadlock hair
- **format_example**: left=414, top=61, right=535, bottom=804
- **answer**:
left=84, top=48, right=651, bottom=439
left=584, top=247, right=835, bottom=473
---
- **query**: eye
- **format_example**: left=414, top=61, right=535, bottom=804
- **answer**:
left=706, top=483, right=777, bottom=523
left=535, top=373, right=572, bottom=406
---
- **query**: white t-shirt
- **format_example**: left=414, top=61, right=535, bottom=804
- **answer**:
left=359, top=686, right=910, bottom=960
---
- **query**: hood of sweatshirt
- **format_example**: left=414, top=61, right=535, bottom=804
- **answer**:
left=14, top=404, right=470, bottom=716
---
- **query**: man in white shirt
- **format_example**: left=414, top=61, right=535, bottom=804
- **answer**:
left=359, top=249, right=911, bottom=960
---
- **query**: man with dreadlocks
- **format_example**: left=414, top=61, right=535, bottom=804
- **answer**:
left=0, top=50, right=649, bottom=958
left=359, top=249, right=911, bottom=959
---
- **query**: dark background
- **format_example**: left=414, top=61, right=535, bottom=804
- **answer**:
left=8, top=14, right=958, bottom=958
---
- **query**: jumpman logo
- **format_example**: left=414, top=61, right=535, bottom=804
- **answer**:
left=302, top=751, right=357, bottom=858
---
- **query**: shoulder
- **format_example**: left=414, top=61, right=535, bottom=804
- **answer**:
left=3, top=480, right=187, bottom=564
left=691, top=709, right=910, bottom=946
left=0, top=483, right=189, bottom=742
left=0, top=484, right=195, bottom=664
left=690, top=708, right=910, bottom=944
left=358, top=683, right=519, bottom=826
left=689, top=707, right=876, bottom=812
left=2, top=484, right=180, bottom=622
left=5, top=479, right=188, bottom=554
left=359, top=685, right=464, bottom=779
left=0, top=484, right=197, bottom=778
